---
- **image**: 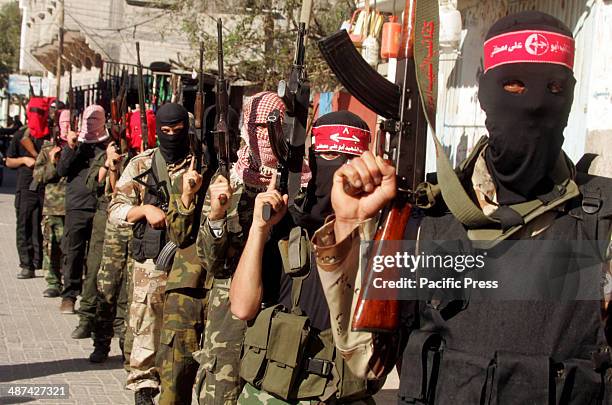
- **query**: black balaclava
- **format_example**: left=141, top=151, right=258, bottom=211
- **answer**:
left=478, top=11, right=576, bottom=205
left=156, top=103, right=190, bottom=164
left=300, top=111, right=371, bottom=232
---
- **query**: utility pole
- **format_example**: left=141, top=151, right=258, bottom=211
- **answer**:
left=55, top=0, right=65, bottom=99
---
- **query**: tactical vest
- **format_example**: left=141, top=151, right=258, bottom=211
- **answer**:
left=240, top=226, right=379, bottom=402
left=401, top=144, right=612, bottom=404
left=131, top=150, right=172, bottom=263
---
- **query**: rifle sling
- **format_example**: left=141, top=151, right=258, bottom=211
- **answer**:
left=431, top=133, right=579, bottom=249
left=153, top=149, right=172, bottom=194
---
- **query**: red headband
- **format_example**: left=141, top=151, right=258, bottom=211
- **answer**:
left=483, top=30, right=574, bottom=73
left=312, top=124, right=370, bottom=156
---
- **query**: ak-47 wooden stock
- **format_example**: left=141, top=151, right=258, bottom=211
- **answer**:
left=351, top=0, right=424, bottom=333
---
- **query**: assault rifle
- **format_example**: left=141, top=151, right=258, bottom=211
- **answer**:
left=189, top=41, right=205, bottom=189
left=68, top=70, right=76, bottom=131
left=214, top=19, right=230, bottom=205
left=262, top=22, right=309, bottom=221
left=136, top=42, right=149, bottom=150
left=318, top=0, right=438, bottom=333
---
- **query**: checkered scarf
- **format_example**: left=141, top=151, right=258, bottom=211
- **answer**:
left=233, top=91, right=311, bottom=190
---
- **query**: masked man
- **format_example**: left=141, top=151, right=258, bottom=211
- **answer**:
left=231, top=111, right=385, bottom=403
left=5, top=98, right=49, bottom=279
left=32, top=109, right=70, bottom=297
left=57, top=105, right=110, bottom=315
left=312, top=11, right=612, bottom=404
left=192, top=91, right=306, bottom=404
left=109, top=103, right=199, bottom=405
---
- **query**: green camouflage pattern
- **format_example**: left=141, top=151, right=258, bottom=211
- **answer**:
left=165, top=185, right=209, bottom=292
left=97, top=220, right=132, bottom=304
left=196, top=174, right=257, bottom=278
left=193, top=173, right=256, bottom=405
left=126, top=260, right=167, bottom=392
left=77, top=207, right=108, bottom=328
left=42, top=215, right=64, bottom=289
left=94, top=219, right=132, bottom=346
left=238, top=384, right=375, bottom=405
left=108, top=149, right=191, bottom=392
left=108, top=148, right=189, bottom=227
left=194, top=278, right=246, bottom=405
left=33, top=140, right=66, bottom=216
left=157, top=288, right=207, bottom=405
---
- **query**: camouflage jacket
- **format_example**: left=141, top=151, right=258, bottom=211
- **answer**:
left=196, top=169, right=257, bottom=280
left=33, top=140, right=66, bottom=216
left=108, top=148, right=204, bottom=291
left=109, top=148, right=187, bottom=226
left=164, top=180, right=208, bottom=292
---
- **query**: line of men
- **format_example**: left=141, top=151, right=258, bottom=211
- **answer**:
left=5, top=9, right=612, bottom=405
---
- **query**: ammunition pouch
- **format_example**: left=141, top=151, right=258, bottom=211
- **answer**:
left=130, top=150, right=171, bottom=263
left=240, top=304, right=369, bottom=401
left=399, top=330, right=609, bottom=404
left=239, top=226, right=370, bottom=401
left=131, top=222, right=166, bottom=263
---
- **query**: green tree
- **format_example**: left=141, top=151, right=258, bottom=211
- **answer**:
left=170, top=0, right=355, bottom=92
left=0, top=2, right=22, bottom=88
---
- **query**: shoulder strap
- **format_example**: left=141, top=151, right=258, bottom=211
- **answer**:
left=286, top=226, right=311, bottom=315
left=153, top=149, right=172, bottom=188
left=433, top=133, right=580, bottom=248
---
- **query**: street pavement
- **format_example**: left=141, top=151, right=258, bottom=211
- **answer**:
left=0, top=169, right=399, bottom=404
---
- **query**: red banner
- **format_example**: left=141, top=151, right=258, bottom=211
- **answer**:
left=484, top=30, right=574, bottom=73
left=312, top=124, right=371, bottom=156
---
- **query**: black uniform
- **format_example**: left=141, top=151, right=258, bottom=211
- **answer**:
left=57, top=142, right=105, bottom=302
left=7, top=128, right=44, bottom=272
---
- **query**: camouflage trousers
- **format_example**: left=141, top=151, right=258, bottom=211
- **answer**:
left=126, top=259, right=167, bottom=392
left=93, top=220, right=131, bottom=350
left=78, top=207, right=108, bottom=327
left=157, top=288, right=208, bottom=405
left=42, top=215, right=64, bottom=289
left=237, top=384, right=375, bottom=405
left=194, top=278, right=247, bottom=405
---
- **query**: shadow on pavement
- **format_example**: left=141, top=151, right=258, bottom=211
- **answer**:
left=0, top=356, right=124, bottom=383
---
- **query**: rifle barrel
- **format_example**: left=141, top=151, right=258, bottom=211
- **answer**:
left=217, top=19, right=224, bottom=79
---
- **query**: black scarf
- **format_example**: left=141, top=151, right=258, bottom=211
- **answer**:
left=298, top=152, right=349, bottom=233
left=477, top=12, right=576, bottom=205
left=156, top=103, right=190, bottom=164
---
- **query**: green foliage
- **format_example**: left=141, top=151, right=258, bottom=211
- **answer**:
left=170, top=0, right=355, bottom=92
left=0, top=2, right=22, bottom=87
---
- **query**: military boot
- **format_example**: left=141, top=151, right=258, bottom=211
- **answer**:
left=134, top=387, right=158, bottom=405
left=17, top=268, right=35, bottom=279
left=88, top=346, right=109, bottom=363
left=71, top=322, right=92, bottom=339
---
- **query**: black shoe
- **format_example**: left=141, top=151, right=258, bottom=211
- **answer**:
left=17, top=268, right=35, bottom=279
left=43, top=287, right=61, bottom=298
left=71, top=323, right=92, bottom=339
left=134, top=387, right=158, bottom=405
left=88, top=346, right=109, bottom=363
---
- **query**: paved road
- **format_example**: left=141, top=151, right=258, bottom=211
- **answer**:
left=0, top=169, right=399, bottom=404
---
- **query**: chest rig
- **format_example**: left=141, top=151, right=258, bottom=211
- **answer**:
left=239, top=226, right=376, bottom=402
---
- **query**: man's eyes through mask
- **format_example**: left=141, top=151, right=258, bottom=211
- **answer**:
left=547, top=81, right=564, bottom=94
left=503, top=80, right=526, bottom=94
left=502, top=79, right=565, bottom=95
